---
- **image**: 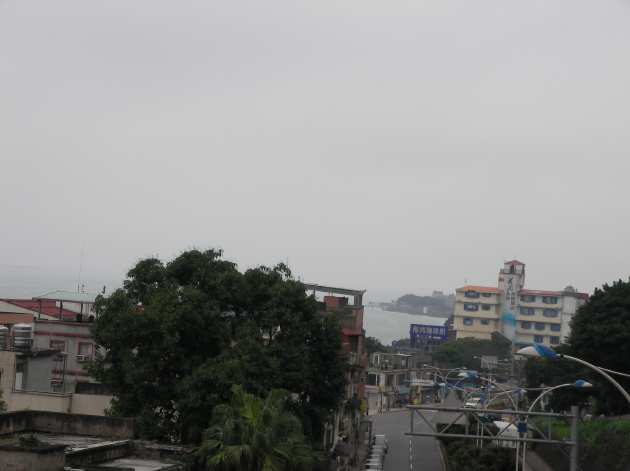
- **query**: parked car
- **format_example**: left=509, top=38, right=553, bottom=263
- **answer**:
left=464, top=397, right=483, bottom=409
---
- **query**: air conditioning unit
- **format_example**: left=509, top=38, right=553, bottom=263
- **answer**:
left=76, top=355, right=92, bottom=362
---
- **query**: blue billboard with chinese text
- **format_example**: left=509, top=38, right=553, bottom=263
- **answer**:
left=410, top=323, right=448, bottom=347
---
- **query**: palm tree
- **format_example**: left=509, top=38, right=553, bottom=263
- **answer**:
left=196, top=385, right=317, bottom=471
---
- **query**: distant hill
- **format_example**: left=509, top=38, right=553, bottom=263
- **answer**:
left=386, top=291, right=454, bottom=317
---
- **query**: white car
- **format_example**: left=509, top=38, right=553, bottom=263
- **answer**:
left=464, top=397, right=483, bottom=409
left=372, top=434, right=388, bottom=451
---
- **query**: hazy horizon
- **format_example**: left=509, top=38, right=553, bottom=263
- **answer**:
left=3, top=0, right=630, bottom=301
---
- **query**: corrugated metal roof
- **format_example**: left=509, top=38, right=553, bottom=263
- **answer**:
left=519, top=289, right=562, bottom=296
left=0, top=300, right=36, bottom=315
left=4, top=299, right=82, bottom=320
left=456, top=285, right=500, bottom=294
left=33, top=290, right=98, bottom=303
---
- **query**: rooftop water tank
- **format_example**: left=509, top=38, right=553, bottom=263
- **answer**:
left=0, top=326, right=8, bottom=351
left=12, top=323, right=33, bottom=351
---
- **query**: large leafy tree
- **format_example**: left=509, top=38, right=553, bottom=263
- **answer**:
left=523, top=344, right=590, bottom=412
left=568, top=279, right=630, bottom=414
left=193, top=385, right=317, bottom=471
left=91, top=250, right=346, bottom=443
left=432, top=335, right=511, bottom=369
left=364, top=336, right=389, bottom=355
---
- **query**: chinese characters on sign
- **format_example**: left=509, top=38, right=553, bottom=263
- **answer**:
left=410, top=324, right=447, bottom=347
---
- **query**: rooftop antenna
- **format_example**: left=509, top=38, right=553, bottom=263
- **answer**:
left=77, top=247, right=85, bottom=293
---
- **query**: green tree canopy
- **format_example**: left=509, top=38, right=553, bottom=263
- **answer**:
left=364, top=336, right=389, bottom=355
left=523, top=344, right=590, bottom=412
left=91, top=250, right=346, bottom=443
left=432, top=335, right=511, bottom=370
left=568, top=279, right=630, bottom=414
left=193, top=385, right=317, bottom=471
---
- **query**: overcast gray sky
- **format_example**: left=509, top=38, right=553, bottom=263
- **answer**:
left=2, top=0, right=630, bottom=300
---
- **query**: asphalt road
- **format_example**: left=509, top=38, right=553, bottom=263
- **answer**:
left=370, top=410, right=442, bottom=471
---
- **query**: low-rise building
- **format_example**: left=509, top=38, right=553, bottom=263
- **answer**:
left=453, top=260, right=588, bottom=347
left=304, top=284, right=369, bottom=462
left=365, top=352, right=412, bottom=412
left=305, top=284, right=367, bottom=402
left=0, top=291, right=111, bottom=415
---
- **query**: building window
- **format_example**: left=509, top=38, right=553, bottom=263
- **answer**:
left=465, top=291, right=480, bottom=298
left=78, top=343, right=93, bottom=357
left=550, top=324, right=561, bottom=332
left=367, top=374, right=378, bottom=386
left=386, top=374, right=394, bottom=387
left=543, top=309, right=559, bottom=318
left=50, top=340, right=66, bottom=352
left=550, top=336, right=560, bottom=345
left=481, top=292, right=492, bottom=298
left=463, top=318, right=474, bottom=326
left=535, top=322, right=545, bottom=331
left=521, top=321, right=532, bottom=329
left=463, top=303, right=479, bottom=311
left=481, top=304, right=492, bottom=311
left=519, top=306, right=535, bottom=316
left=542, top=296, right=559, bottom=304
left=480, top=319, right=490, bottom=325
left=534, top=335, right=544, bottom=343
left=520, top=295, right=536, bottom=303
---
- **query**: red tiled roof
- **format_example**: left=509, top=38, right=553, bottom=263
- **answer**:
left=520, top=289, right=589, bottom=300
left=0, top=313, right=36, bottom=325
left=342, top=328, right=362, bottom=337
left=519, top=289, right=562, bottom=297
left=505, top=260, right=525, bottom=266
left=2, top=299, right=79, bottom=320
left=457, top=285, right=500, bottom=294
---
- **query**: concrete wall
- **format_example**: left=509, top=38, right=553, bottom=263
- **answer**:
left=8, top=390, right=112, bottom=416
left=71, top=393, right=113, bottom=415
left=0, top=350, right=17, bottom=407
left=66, top=440, right=131, bottom=466
left=33, top=320, right=95, bottom=379
left=20, top=355, right=57, bottom=392
left=9, top=391, right=71, bottom=413
left=0, top=445, right=65, bottom=471
left=0, top=411, right=134, bottom=439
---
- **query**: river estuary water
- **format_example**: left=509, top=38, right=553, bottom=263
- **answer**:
left=363, top=306, right=448, bottom=345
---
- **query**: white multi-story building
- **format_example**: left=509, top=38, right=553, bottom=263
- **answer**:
left=453, top=260, right=588, bottom=347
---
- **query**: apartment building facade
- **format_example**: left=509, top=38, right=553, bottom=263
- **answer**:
left=365, top=352, right=411, bottom=412
left=453, top=260, right=588, bottom=347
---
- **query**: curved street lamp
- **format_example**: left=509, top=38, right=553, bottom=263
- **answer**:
left=516, top=344, right=630, bottom=404
left=421, top=365, right=468, bottom=402
left=521, top=380, right=592, bottom=469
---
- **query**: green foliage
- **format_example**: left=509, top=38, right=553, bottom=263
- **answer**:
left=568, top=279, right=630, bottom=414
left=523, top=344, right=591, bottom=412
left=91, top=249, right=346, bottom=443
left=536, top=419, right=630, bottom=471
left=364, top=336, right=389, bottom=355
left=432, top=336, right=511, bottom=369
left=191, top=385, right=318, bottom=471
left=443, top=440, right=515, bottom=471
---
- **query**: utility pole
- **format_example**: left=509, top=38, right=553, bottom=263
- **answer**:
left=570, top=405, right=579, bottom=471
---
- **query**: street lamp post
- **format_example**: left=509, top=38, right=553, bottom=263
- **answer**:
left=421, top=365, right=468, bottom=402
left=516, top=344, right=630, bottom=404
left=521, top=380, right=592, bottom=470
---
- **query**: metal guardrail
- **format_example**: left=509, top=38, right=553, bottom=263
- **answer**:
left=405, top=404, right=580, bottom=471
